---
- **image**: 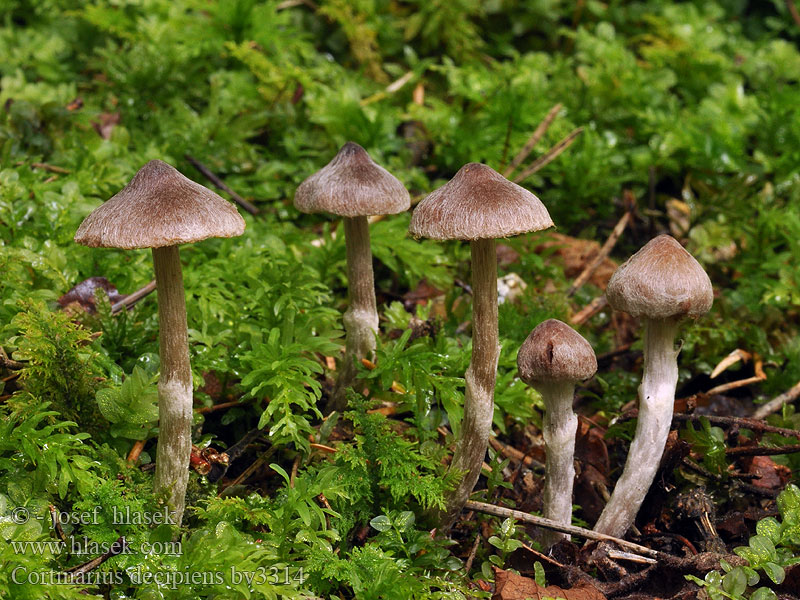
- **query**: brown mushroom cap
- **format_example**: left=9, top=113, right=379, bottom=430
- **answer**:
left=517, top=319, right=597, bottom=384
left=408, top=163, right=553, bottom=241
left=74, top=160, right=246, bottom=249
left=294, top=142, right=410, bottom=218
left=606, top=234, right=713, bottom=320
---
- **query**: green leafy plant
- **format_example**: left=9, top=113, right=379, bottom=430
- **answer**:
left=687, top=484, right=800, bottom=599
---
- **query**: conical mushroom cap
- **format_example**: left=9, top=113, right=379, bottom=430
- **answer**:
left=74, top=160, right=246, bottom=249
left=294, top=142, right=410, bottom=217
left=517, top=319, right=597, bottom=384
left=606, top=234, right=713, bottom=319
left=408, top=163, right=553, bottom=240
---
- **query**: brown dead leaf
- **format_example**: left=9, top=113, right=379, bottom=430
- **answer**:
left=91, top=112, right=121, bottom=139
left=493, top=568, right=606, bottom=600
left=743, top=455, right=790, bottom=490
left=58, top=276, right=124, bottom=313
left=534, top=232, right=618, bottom=290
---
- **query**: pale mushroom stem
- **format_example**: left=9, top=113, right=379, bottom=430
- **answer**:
left=151, top=245, right=193, bottom=526
left=443, top=237, right=499, bottom=526
left=538, top=381, right=578, bottom=547
left=330, top=215, right=379, bottom=412
left=593, top=317, right=680, bottom=537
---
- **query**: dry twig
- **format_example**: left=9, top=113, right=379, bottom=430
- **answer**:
left=184, top=154, right=259, bottom=215
left=502, top=103, right=563, bottom=178
left=567, top=192, right=636, bottom=297
left=464, top=500, right=663, bottom=559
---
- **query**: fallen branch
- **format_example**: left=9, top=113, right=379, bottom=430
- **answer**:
left=571, top=295, right=608, bottom=326
left=0, top=347, right=24, bottom=370
left=752, top=380, right=800, bottom=420
left=463, top=500, right=662, bottom=559
left=672, top=412, right=800, bottom=440
left=502, top=103, right=562, bottom=178
left=726, top=443, right=800, bottom=457
left=111, top=280, right=157, bottom=314
left=568, top=192, right=636, bottom=297
left=184, top=154, right=260, bottom=215
left=65, top=537, right=127, bottom=580
left=513, top=127, right=584, bottom=183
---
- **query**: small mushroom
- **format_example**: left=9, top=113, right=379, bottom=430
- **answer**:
left=409, top=163, right=553, bottom=525
left=593, top=235, right=712, bottom=538
left=294, top=142, right=410, bottom=412
left=517, top=319, right=597, bottom=548
left=75, top=160, right=245, bottom=525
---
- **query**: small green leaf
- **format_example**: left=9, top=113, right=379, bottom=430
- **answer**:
left=370, top=515, right=392, bottom=532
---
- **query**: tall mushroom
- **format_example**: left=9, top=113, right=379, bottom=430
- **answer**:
left=409, top=163, right=553, bottom=525
left=517, top=319, right=596, bottom=548
left=294, top=142, right=410, bottom=412
left=75, top=160, right=245, bottom=525
left=593, top=235, right=712, bottom=538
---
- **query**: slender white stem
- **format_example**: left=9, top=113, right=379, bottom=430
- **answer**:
left=442, top=238, right=499, bottom=527
left=593, top=317, right=680, bottom=537
left=538, top=381, right=578, bottom=547
left=152, top=245, right=192, bottom=527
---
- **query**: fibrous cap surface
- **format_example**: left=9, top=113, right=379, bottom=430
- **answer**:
left=293, top=142, right=410, bottom=217
left=408, top=162, right=553, bottom=240
left=606, top=234, right=713, bottom=319
left=517, top=319, right=597, bottom=384
left=74, top=160, right=246, bottom=249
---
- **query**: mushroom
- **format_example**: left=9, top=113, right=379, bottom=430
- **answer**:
left=74, top=160, right=245, bottom=525
left=592, top=234, right=712, bottom=538
left=294, top=142, right=410, bottom=412
left=409, top=163, right=553, bottom=525
left=517, top=319, right=597, bottom=548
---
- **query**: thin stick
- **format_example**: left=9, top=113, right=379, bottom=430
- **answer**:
left=49, top=505, right=68, bottom=543
left=464, top=500, right=662, bottom=559
left=726, top=444, right=800, bottom=457
left=463, top=532, right=482, bottom=574
left=752, top=380, right=800, bottom=419
left=607, top=549, right=658, bottom=565
left=672, top=413, right=800, bottom=440
left=710, top=349, right=751, bottom=379
left=127, top=440, right=145, bottom=464
left=111, top=280, right=157, bottom=314
left=184, top=154, right=259, bottom=215
left=219, top=447, right=276, bottom=493
left=568, top=204, right=634, bottom=297
left=513, top=128, right=584, bottom=183
left=503, top=103, right=562, bottom=178
left=360, top=71, right=415, bottom=106
left=787, top=0, right=800, bottom=28
left=195, top=400, right=241, bottom=414
left=66, top=537, right=127, bottom=579
left=570, top=295, right=608, bottom=326
left=521, top=542, right=565, bottom=568
left=31, top=162, right=70, bottom=174
left=488, top=437, right=545, bottom=470
left=0, top=347, right=24, bottom=370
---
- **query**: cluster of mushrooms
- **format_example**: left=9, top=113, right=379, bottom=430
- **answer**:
left=74, top=144, right=712, bottom=545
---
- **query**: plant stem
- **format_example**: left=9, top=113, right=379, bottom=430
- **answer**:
left=329, top=216, right=379, bottom=412
left=538, top=380, right=578, bottom=547
left=443, top=238, right=499, bottom=526
left=593, top=317, right=680, bottom=537
left=152, top=245, right=192, bottom=526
